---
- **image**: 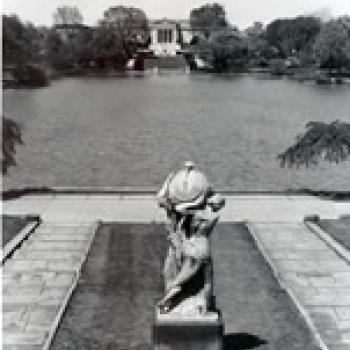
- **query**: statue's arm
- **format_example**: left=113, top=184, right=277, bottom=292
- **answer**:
left=157, top=172, right=175, bottom=203
left=168, top=257, right=201, bottom=290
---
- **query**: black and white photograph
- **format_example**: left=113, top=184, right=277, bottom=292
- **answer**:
left=2, top=0, right=350, bottom=349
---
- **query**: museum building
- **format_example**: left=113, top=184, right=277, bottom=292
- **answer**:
left=148, top=19, right=196, bottom=56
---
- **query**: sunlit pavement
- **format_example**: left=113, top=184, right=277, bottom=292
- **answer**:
left=2, top=194, right=350, bottom=350
left=2, top=221, right=97, bottom=350
left=250, top=222, right=350, bottom=350
left=3, top=194, right=350, bottom=223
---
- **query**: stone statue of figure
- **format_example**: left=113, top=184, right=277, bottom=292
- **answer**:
left=156, top=161, right=225, bottom=315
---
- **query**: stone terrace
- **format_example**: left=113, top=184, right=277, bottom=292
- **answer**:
left=3, top=193, right=349, bottom=223
left=2, top=193, right=350, bottom=350
left=2, top=221, right=97, bottom=350
left=250, top=222, right=350, bottom=350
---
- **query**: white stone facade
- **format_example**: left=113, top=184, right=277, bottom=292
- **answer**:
left=148, top=19, right=194, bottom=56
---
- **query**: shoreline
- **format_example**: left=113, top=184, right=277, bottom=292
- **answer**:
left=4, top=66, right=350, bottom=89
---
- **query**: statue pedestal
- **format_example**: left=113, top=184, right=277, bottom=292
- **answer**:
left=152, top=309, right=224, bottom=350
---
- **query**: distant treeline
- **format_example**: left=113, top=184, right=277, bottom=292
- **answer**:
left=3, top=3, right=350, bottom=74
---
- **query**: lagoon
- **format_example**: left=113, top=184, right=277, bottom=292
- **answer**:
left=3, top=73, right=350, bottom=191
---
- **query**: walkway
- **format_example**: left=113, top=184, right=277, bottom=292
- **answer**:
left=250, top=222, right=350, bottom=350
left=2, top=221, right=97, bottom=350
left=3, top=194, right=349, bottom=222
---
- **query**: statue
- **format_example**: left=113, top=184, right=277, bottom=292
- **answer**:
left=156, top=161, right=225, bottom=315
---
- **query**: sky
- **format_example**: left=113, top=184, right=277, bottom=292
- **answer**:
left=2, top=0, right=350, bottom=29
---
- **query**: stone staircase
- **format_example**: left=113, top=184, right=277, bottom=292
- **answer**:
left=144, top=55, right=189, bottom=72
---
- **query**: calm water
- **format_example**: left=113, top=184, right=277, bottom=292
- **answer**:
left=3, top=73, right=350, bottom=191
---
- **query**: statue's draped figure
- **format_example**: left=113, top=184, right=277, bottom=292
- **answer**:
left=157, top=162, right=225, bottom=315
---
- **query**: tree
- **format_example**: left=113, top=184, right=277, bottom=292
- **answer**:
left=98, top=5, right=149, bottom=59
left=102, top=5, right=148, bottom=31
left=90, top=25, right=127, bottom=68
left=49, top=7, right=91, bottom=68
left=313, top=16, right=350, bottom=70
left=53, top=6, right=83, bottom=26
left=71, top=28, right=94, bottom=63
left=210, top=30, right=248, bottom=71
left=278, top=121, right=350, bottom=168
left=45, top=29, right=70, bottom=66
left=266, top=16, right=321, bottom=58
left=2, top=117, right=23, bottom=174
left=190, top=3, right=228, bottom=39
left=3, top=15, right=40, bottom=63
left=244, top=22, right=268, bottom=60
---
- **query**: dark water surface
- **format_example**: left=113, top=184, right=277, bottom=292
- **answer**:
left=51, top=223, right=318, bottom=350
left=3, top=74, right=350, bottom=191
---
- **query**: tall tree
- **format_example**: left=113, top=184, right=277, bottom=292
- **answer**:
left=266, top=16, right=321, bottom=58
left=53, top=6, right=83, bottom=26
left=3, top=15, right=40, bottom=63
left=91, top=25, right=125, bottom=60
left=50, top=6, right=90, bottom=67
left=45, top=29, right=69, bottom=64
left=99, top=5, right=149, bottom=58
left=71, top=28, right=94, bottom=63
left=313, top=16, right=350, bottom=69
left=244, top=21, right=268, bottom=59
left=278, top=121, right=350, bottom=168
left=190, top=3, right=228, bottom=39
left=101, top=5, right=147, bottom=31
left=210, top=30, right=247, bottom=71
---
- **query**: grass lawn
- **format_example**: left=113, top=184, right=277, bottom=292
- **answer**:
left=318, top=217, right=350, bottom=250
left=51, top=223, right=318, bottom=350
left=2, top=214, right=37, bottom=247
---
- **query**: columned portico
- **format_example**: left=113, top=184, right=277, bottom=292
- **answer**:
left=149, top=19, right=181, bottom=56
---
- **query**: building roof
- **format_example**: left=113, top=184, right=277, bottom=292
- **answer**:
left=149, top=18, right=191, bottom=30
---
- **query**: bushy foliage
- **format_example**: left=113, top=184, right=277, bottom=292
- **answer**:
left=53, top=6, right=83, bottom=26
left=265, top=16, right=321, bottom=58
left=190, top=3, right=227, bottom=38
left=4, top=5, right=350, bottom=72
left=101, top=5, right=149, bottom=56
left=45, top=5, right=148, bottom=69
left=102, top=5, right=148, bottom=33
left=3, top=15, right=40, bottom=63
left=91, top=25, right=127, bottom=65
left=245, top=22, right=268, bottom=59
left=313, top=16, right=350, bottom=69
left=2, top=117, right=23, bottom=174
left=210, top=31, right=248, bottom=71
left=13, top=65, right=48, bottom=86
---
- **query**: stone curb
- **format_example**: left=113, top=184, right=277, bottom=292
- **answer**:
left=2, top=217, right=41, bottom=263
left=245, top=221, right=329, bottom=350
left=4, top=186, right=350, bottom=199
left=305, top=220, right=350, bottom=264
left=41, top=220, right=100, bottom=350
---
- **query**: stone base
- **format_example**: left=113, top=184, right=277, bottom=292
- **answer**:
left=153, top=309, right=224, bottom=350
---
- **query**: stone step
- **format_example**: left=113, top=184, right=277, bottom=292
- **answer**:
left=145, top=55, right=188, bottom=70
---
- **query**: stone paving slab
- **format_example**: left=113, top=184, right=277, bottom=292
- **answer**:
left=250, top=222, right=350, bottom=350
left=2, top=221, right=98, bottom=350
